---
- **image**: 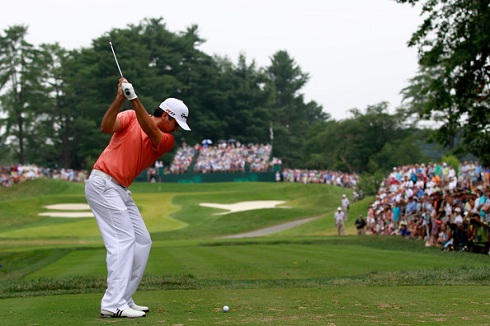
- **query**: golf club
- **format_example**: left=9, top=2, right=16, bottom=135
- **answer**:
left=109, top=42, right=124, bottom=77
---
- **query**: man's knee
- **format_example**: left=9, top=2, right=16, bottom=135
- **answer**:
left=139, top=234, right=152, bottom=248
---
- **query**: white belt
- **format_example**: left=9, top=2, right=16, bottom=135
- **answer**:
left=91, top=169, right=127, bottom=189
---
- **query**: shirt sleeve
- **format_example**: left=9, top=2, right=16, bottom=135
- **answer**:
left=155, top=132, right=175, bottom=153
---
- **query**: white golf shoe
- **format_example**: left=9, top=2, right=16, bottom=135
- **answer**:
left=130, top=304, right=150, bottom=312
left=100, top=307, right=146, bottom=318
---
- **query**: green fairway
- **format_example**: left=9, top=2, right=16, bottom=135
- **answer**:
left=0, top=179, right=489, bottom=325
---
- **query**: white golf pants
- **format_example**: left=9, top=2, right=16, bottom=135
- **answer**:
left=85, top=175, right=152, bottom=312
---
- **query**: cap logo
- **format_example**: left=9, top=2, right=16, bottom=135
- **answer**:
left=165, top=108, right=187, bottom=121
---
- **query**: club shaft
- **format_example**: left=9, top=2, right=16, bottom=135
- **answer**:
left=109, top=42, right=124, bottom=77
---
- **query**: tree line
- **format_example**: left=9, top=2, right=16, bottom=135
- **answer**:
left=0, top=0, right=488, bottom=176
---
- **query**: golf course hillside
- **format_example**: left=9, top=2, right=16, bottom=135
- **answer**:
left=0, top=179, right=489, bottom=325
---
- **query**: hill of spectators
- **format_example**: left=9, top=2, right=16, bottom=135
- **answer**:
left=169, top=142, right=197, bottom=174
left=363, top=162, right=490, bottom=255
left=169, top=141, right=274, bottom=174
left=279, top=168, right=358, bottom=188
left=0, top=164, right=87, bottom=188
left=167, top=141, right=359, bottom=189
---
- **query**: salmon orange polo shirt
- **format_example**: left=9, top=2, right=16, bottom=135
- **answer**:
left=93, top=110, right=174, bottom=187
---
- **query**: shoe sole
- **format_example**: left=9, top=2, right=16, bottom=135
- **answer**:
left=100, top=312, right=146, bottom=318
left=100, top=314, right=146, bottom=318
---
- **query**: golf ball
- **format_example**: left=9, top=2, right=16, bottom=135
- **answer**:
left=223, top=305, right=230, bottom=312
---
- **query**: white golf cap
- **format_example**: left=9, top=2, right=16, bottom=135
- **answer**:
left=159, top=98, right=191, bottom=131
left=337, top=207, right=342, bottom=211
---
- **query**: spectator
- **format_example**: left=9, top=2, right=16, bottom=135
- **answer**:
left=353, top=190, right=360, bottom=202
left=408, top=216, right=423, bottom=239
left=442, top=222, right=456, bottom=251
left=396, top=221, right=412, bottom=238
left=334, top=207, right=345, bottom=236
left=366, top=205, right=376, bottom=234
left=341, top=194, right=350, bottom=221
left=155, top=160, right=164, bottom=182
left=453, top=207, right=464, bottom=225
left=467, top=213, right=489, bottom=254
left=147, top=166, right=157, bottom=182
left=355, top=214, right=366, bottom=235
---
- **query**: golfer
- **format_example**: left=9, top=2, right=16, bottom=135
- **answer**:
left=85, top=77, right=190, bottom=318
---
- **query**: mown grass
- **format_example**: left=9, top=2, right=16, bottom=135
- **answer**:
left=0, top=179, right=489, bottom=325
left=1, top=286, right=489, bottom=325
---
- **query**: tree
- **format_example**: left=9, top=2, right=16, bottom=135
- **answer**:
left=303, top=119, right=342, bottom=170
left=265, top=50, right=327, bottom=167
left=0, top=25, right=47, bottom=165
left=396, top=0, right=490, bottom=165
left=212, top=54, right=271, bottom=144
left=26, top=43, right=76, bottom=168
left=303, top=102, right=425, bottom=174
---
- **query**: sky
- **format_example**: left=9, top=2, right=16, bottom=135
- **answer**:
left=1, top=0, right=422, bottom=120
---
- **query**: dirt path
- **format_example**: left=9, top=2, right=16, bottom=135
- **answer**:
left=219, top=216, right=322, bottom=239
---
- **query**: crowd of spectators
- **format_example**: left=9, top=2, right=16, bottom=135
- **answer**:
left=278, top=168, right=358, bottom=188
left=0, top=164, right=87, bottom=188
left=169, top=141, right=275, bottom=174
left=169, top=143, right=197, bottom=174
left=167, top=142, right=360, bottom=191
left=363, top=161, right=490, bottom=255
left=1, top=141, right=280, bottom=188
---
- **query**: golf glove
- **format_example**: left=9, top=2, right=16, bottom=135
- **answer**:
left=121, top=82, right=137, bottom=100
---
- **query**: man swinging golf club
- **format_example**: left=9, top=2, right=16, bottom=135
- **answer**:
left=85, top=77, right=190, bottom=318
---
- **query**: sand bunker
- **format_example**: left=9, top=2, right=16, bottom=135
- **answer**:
left=38, top=212, right=94, bottom=218
left=39, top=203, right=92, bottom=218
left=199, top=200, right=288, bottom=215
left=44, top=204, right=91, bottom=210
left=40, top=200, right=289, bottom=218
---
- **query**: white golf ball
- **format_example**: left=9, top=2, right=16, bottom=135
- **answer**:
left=223, top=305, right=230, bottom=312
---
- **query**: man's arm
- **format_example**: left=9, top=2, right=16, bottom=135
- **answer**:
left=121, top=81, right=163, bottom=147
left=130, top=99, right=163, bottom=147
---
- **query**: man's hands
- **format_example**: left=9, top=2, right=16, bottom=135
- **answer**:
left=121, top=82, right=137, bottom=100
